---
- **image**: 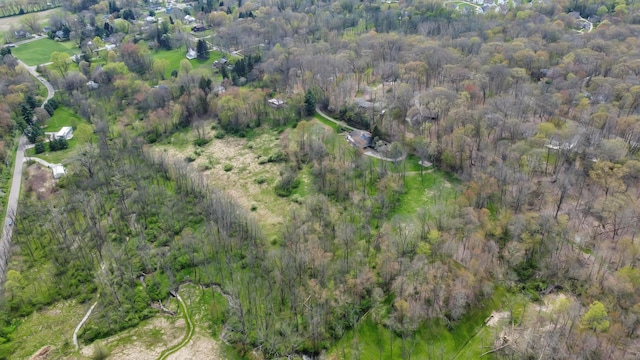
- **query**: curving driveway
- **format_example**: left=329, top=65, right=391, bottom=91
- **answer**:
left=0, top=61, right=55, bottom=284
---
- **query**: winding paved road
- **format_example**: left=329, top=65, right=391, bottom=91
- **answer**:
left=0, top=60, right=55, bottom=285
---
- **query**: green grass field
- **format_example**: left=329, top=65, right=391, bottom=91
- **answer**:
left=152, top=49, right=228, bottom=79
left=44, top=106, right=83, bottom=131
left=329, top=288, right=527, bottom=360
left=12, top=38, right=78, bottom=66
left=9, top=298, right=87, bottom=359
left=313, top=112, right=341, bottom=132
left=394, top=170, right=458, bottom=216
left=25, top=107, right=94, bottom=163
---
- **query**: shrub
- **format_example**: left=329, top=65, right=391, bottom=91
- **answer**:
left=268, top=151, right=287, bottom=163
left=185, top=154, right=197, bottom=163
left=250, top=203, right=257, bottom=211
left=92, top=342, right=110, bottom=360
left=197, top=162, right=213, bottom=171
left=34, top=142, right=46, bottom=154
left=193, top=138, right=210, bottom=147
left=274, top=168, right=299, bottom=197
left=257, top=157, right=268, bottom=165
left=43, top=102, right=55, bottom=116
left=214, top=131, right=225, bottom=139
left=223, top=163, right=233, bottom=172
left=145, top=132, right=159, bottom=144
left=48, top=138, right=68, bottom=151
left=255, top=175, right=267, bottom=184
left=47, top=98, right=59, bottom=110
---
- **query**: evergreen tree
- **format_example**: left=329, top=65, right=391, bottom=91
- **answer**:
left=25, top=94, right=38, bottom=111
left=24, top=125, right=44, bottom=144
left=234, top=59, right=246, bottom=77
left=34, top=142, right=45, bottom=154
left=220, top=64, right=229, bottom=79
left=122, top=9, right=135, bottom=21
left=196, top=39, right=209, bottom=59
left=199, top=77, right=212, bottom=93
left=21, top=103, right=33, bottom=126
left=304, top=89, right=316, bottom=116
left=49, top=137, right=69, bottom=151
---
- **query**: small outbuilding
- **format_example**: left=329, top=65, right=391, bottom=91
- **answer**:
left=52, top=165, right=65, bottom=179
left=87, top=80, right=99, bottom=89
left=191, top=24, right=206, bottom=32
left=186, top=48, right=197, bottom=60
left=213, top=58, right=228, bottom=69
left=14, top=30, right=30, bottom=38
left=268, top=98, right=285, bottom=108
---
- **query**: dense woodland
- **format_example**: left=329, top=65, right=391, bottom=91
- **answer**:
left=2, top=0, right=640, bottom=358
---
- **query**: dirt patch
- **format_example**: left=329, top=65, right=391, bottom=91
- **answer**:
left=529, top=293, right=570, bottom=314
left=81, top=317, right=185, bottom=360
left=496, top=293, right=578, bottom=355
left=154, top=131, right=294, bottom=236
left=29, top=345, right=53, bottom=360
left=25, top=163, right=57, bottom=200
left=167, top=333, right=221, bottom=360
left=486, top=311, right=510, bottom=327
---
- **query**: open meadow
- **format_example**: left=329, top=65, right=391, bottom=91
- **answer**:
left=11, top=38, right=78, bottom=66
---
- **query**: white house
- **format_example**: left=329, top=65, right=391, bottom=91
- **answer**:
left=52, top=165, right=65, bottom=179
left=55, top=126, right=73, bottom=140
left=87, top=80, right=99, bottom=89
left=268, top=98, right=285, bottom=108
left=186, top=48, right=197, bottom=60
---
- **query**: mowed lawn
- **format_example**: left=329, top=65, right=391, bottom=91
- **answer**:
left=25, top=106, right=95, bottom=163
left=44, top=106, right=83, bottom=131
left=152, top=48, right=228, bottom=78
left=12, top=38, right=78, bottom=66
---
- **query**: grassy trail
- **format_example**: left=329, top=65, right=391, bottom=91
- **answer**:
left=157, top=293, right=194, bottom=360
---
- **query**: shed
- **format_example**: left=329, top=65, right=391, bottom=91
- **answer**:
left=268, top=98, right=286, bottom=108
left=52, top=165, right=65, bottom=179
left=186, top=48, right=197, bottom=60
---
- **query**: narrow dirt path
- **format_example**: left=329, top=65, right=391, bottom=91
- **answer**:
left=157, top=293, right=194, bottom=360
left=73, top=301, right=98, bottom=350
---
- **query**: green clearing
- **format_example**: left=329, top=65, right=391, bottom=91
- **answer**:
left=26, top=135, right=77, bottom=164
left=313, top=112, right=341, bottom=132
left=25, top=107, right=95, bottom=164
left=12, top=38, right=78, bottom=66
left=393, top=170, right=458, bottom=216
left=152, top=49, right=228, bottom=79
left=330, top=288, right=528, bottom=360
left=9, top=298, right=87, bottom=359
left=44, top=106, right=83, bottom=131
